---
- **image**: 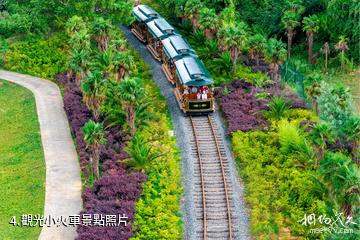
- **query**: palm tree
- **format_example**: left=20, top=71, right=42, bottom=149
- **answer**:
left=124, top=134, right=162, bottom=172
left=281, top=10, right=301, bottom=59
left=94, top=48, right=113, bottom=74
left=67, top=48, right=90, bottom=85
left=248, top=33, right=267, bottom=66
left=112, top=51, right=135, bottom=81
left=218, top=21, right=249, bottom=73
left=342, top=116, right=360, bottom=165
left=302, top=14, right=320, bottom=64
left=198, top=7, right=219, bottom=40
left=117, top=77, right=145, bottom=136
left=266, top=38, right=287, bottom=81
left=184, top=0, right=202, bottom=33
left=320, top=42, right=330, bottom=73
left=309, top=122, right=335, bottom=163
left=92, top=17, right=112, bottom=52
left=305, top=82, right=321, bottom=114
left=81, top=71, right=107, bottom=121
left=286, top=0, right=304, bottom=12
left=335, top=35, right=349, bottom=71
left=82, top=120, right=107, bottom=180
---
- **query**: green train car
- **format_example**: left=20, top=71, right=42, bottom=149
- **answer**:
left=131, top=4, right=214, bottom=114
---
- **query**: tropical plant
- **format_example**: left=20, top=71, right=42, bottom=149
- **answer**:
left=82, top=120, right=107, bottom=180
left=320, top=42, right=330, bottom=73
left=265, top=96, right=291, bottom=120
left=208, top=51, right=232, bottom=79
left=81, top=70, right=107, bottom=120
left=341, top=116, right=360, bottom=165
left=93, top=48, right=113, bottom=74
left=305, top=82, right=321, bottom=114
left=335, top=35, right=349, bottom=71
left=197, top=38, right=219, bottom=60
left=67, top=48, right=90, bottom=85
left=248, top=33, right=267, bottom=66
left=319, top=152, right=360, bottom=217
left=218, top=21, right=249, bottom=73
left=219, top=0, right=236, bottom=26
left=317, top=82, right=353, bottom=134
left=65, top=15, right=87, bottom=37
left=281, top=10, right=301, bottom=59
left=112, top=50, right=135, bottom=81
left=110, top=38, right=127, bottom=51
left=302, top=14, right=320, bottom=64
left=68, top=29, right=91, bottom=50
left=198, top=7, right=219, bottom=40
left=124, top=134, right=162, bottom=172
left=309, top=122, right=335, bottom=163
left=117, top=77, right=145, bottom=136
left=98, top=0, right=134, bottom=25
left=266, top=38, right=287, bottom=81
left=278, top=120, right=314, bottom=165
left=184, top=0, right=202, bottom=33
left=92, top=17, right=112, bottom=52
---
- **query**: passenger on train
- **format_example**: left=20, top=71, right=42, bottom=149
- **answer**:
left=183, top=86, right=189, bottom=95
left=191, top=86, right=198, bottom=93
left=201, top=91, right=207, bottom=100
left=197, top=92, right=201, bottom=100
left=199, top=85, right=209, bottom=93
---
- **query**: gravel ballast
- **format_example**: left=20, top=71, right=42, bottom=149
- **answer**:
left=120, top=26, right=251, bottom=239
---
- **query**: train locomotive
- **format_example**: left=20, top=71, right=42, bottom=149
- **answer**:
left=131, top=4, right=214, bottom=114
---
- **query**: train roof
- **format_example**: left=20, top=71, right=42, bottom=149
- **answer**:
left=175, top=56, right=213, bottom=86
left=162, top=35, right=195, bottom=60
left=146, top=18, right=175, bottom=39
left=132, top=5, right=158, bottom=22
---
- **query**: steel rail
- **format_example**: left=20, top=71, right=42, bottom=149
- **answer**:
left=207, top=116, right=233, bottom=239
left=189, top=116, right=207, bottom=239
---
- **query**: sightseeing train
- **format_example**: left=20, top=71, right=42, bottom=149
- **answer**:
left=131, top=4, right=214, bottom=114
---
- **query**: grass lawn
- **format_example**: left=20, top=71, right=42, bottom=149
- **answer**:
left=0, top=80, right=45, bottom=240
left=324, top=68, right=360, bottom=114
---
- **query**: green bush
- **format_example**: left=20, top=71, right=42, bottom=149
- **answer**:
left=3, top=34, right=68, bottom=79
left=0, top=12, right=32, bottom=37
left=127, top=52, right=183, bottom=239
left=0, top=36, right=7, bottom=66
left=232, top=130, right=325, bottom=239
left=235, top=63, right=269, bottom=87
left=131, top=81, right=183, bottom=240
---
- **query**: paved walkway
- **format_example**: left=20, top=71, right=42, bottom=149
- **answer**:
left=0, top=70, right=82, bottom=240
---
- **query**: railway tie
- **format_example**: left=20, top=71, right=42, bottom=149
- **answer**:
left=188, top=115, right=241, bottom=239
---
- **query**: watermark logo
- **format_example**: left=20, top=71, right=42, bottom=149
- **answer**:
left=298, top=211, right=357, bottom=234
left=9, top=214, right=128, bottom=227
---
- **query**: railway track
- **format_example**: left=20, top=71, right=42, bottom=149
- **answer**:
left=187, top=115, right=242, bottom=239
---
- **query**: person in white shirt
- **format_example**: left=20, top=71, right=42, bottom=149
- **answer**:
left=201, top=92, right=207, bottom=100
left=183, top=86, right=189, bottom=95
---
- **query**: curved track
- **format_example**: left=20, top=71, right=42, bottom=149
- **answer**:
left=188, top=115, right=241, bottom=239
left=120, top=25, right=251, bottom=240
